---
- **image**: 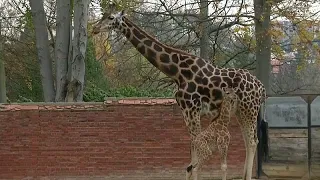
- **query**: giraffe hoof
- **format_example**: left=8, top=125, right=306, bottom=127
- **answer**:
left=186, top=164, right=193, bottom=172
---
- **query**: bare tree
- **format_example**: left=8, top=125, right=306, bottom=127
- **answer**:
left=254, top=0, right=272, bottom=94
left=0, top=17, right=6, bottom=103
left=55, top=0, right=71, bottom=101
left=29, top=0, right=55, bottom=102
left=198, top=0, right=210, bottom=60
left=66, top=0, right=90, bottom=102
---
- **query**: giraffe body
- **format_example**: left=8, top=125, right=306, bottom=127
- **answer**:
left=93, top=6, right=267, bottom=180
left=186, top=87, right=238, bottom=180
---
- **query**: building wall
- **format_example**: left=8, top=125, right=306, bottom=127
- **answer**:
left=0, top=99, right=255, bottom=179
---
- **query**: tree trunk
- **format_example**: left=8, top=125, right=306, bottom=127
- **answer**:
left=199, top=0, right=210, bottom=61
left=29, top=0, right=55, bottom=102
left=66, top=0, right=89, bottom=102
left=0, top=20, right=6, bottom=103
left=55, top=0, right=71, bottom=102
left=254, top=0, right=272, bottom=94
left=66, top=24, right=73, bottom=101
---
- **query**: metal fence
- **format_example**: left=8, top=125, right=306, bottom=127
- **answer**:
left=257, top=94, right=320, bottom=179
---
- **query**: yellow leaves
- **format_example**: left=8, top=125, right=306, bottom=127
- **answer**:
left=25, top=78, right=33, bottom=91
left=234, top=27, right=240, bottom=33
left=284, top=11, right=297, bottom=21
left=296, top=64, right=304, bottom=72
left=101, top=0, right=141, bottom=12
left=297, top=25, right=314, bottom=44
left=312, top=43, right=319, bottom=50
left=104, top=40, right=112, bottom=55
left=91, top=32, right=115, bottom=74
left=270, top=29, right=285, bottom=40
left=234, top=26, right=250, bottom=33
left=272, top=44, right=284, bottom=60
left=234, top=26, right=254, bottom=47
left=103, top=40, right=116, bottom=72
left=105, top=57, right=116, bottom=73
left=259, top=15, right=265, bottom=22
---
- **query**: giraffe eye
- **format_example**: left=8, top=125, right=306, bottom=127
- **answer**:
left=108, top=16, right=115, bottom=20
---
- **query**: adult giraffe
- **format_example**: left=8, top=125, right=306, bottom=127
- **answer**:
left=92, top=4, right=266, bottom=180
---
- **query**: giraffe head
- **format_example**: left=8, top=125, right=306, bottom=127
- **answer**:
left=92, top=3, right=125, bottom=34
left=223, top=87, right=238, bottom=100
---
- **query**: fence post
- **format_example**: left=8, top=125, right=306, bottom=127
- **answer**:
left=306, top=95, right=317, bottom=178
left=308, top=95, right=311, bottom=178
left=304, top=95, right=317, bottom=178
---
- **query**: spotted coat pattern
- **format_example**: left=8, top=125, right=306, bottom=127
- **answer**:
left=186, top=87, right=239, bottom=180
left=92, top=9, right=267, bottom=180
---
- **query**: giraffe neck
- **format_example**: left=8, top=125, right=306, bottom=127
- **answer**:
left=206, top=103, right=233, bottom=135
left=118, top=16, right=199, bottom=81
left=204, top=121, right=224, bottom=140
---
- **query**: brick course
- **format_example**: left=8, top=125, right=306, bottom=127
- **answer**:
left=0, top=99, right=256, bottom=179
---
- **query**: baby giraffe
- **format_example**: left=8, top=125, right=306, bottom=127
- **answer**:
left=186, top=87, right=239, bottom=180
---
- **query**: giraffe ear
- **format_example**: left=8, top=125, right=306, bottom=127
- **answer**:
left=120, top=10, right=125, bottom=16
left=108, top=2, right=117, bottom=12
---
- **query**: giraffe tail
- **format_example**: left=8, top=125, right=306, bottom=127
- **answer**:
left=262, top=100, right=267, bottom=123
left=260, top=90, right=269, bottom=161
left=261, top=89, right=268, bottom=123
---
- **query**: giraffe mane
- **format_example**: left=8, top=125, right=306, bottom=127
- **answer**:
left=123, top=16, right=201, bottom=58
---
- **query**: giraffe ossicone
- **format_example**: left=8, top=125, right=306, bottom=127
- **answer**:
left=93, top=5, right=267, bottom=180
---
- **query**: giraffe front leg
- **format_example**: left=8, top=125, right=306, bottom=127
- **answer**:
left=241, top=128, right=249, bottom=179
left=186, top=163, right=193, bottom=180
left=186, top=142, right=198, bottom=180
left=217, top=131, right=230, bottom=180
left=221, top=162, right=227, bottom=180
left=192, top=164, right=200, bottom=180
left=186, top=162, right=201, bottom=180
left=188, top=138, right=202, bottom=180
left=180, top=108, right=202, bottom=180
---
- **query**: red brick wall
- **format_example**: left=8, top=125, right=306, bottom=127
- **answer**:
left=0, top=99, right=256, bottom=179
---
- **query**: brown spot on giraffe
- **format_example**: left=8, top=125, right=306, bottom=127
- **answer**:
left=196, top=58, right=206, bottom=67
left=133, top=28, right=145, bottom=39
left=191, top=65, right=199, bottom=73
left=154, top=44, right=163, bottom=52
left=130, top=37, right=140, bottom=47
left=180, top=62, right=190, bottom=68
left=161, top=64, right=178, bottom=77
left=160, top=54, right=170, bottom=63
left=181, top=69, right=194, bottom=80
left=137, top=46, right=145, bottom=54
left=172, top=54, right=179, bottom=63
left=144, top=40, right=152, bottom=46
left=180, top=55, right=189, bottom=61
left=186, top=59, right=194, bottom=64
left=186, top=82, right=197, bottom=93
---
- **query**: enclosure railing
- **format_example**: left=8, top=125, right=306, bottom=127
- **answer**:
left=258, top=94, right=320, bottom=179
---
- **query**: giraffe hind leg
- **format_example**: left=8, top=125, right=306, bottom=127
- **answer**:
left=238, top=114, right=259, bottom=180
left=245, top=133, right=258, bottom=180
left=240, top=123, right=249, bottom=179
